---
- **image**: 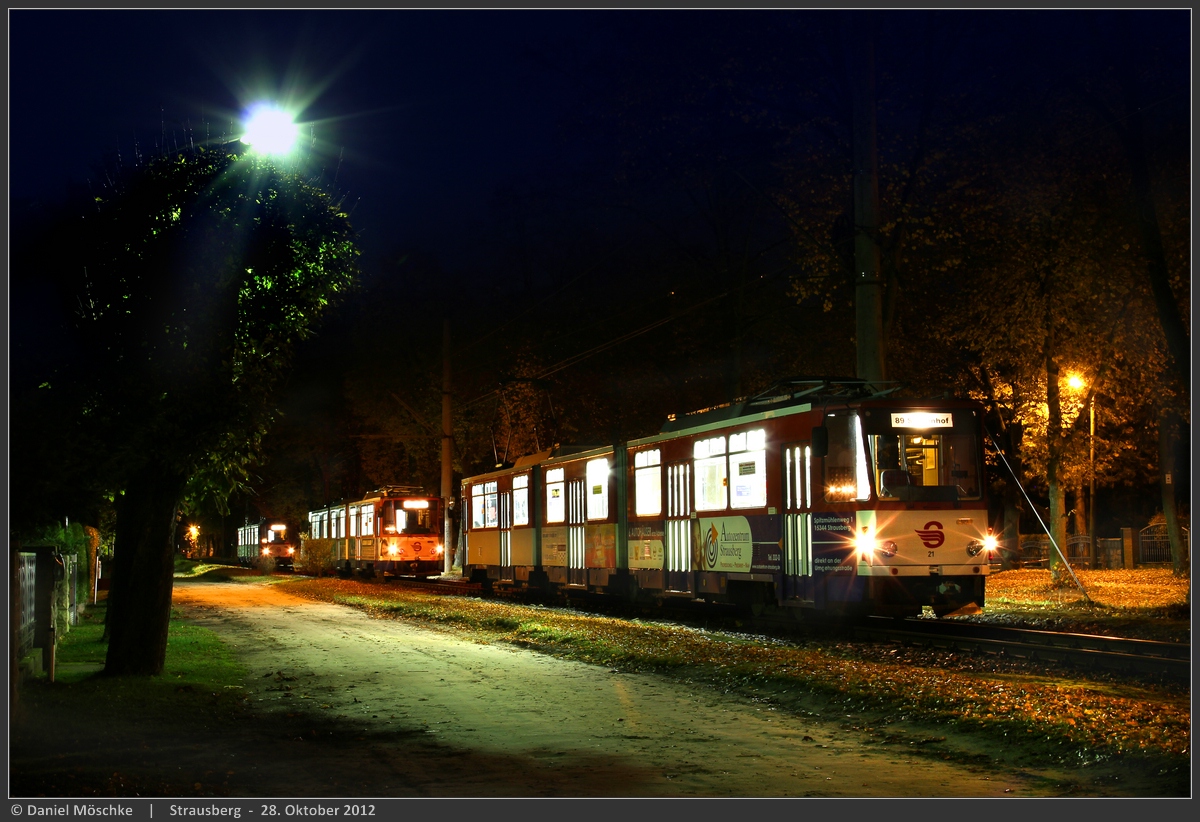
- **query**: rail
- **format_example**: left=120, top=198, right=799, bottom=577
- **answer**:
left=856, top=617, right=1189, bottom=679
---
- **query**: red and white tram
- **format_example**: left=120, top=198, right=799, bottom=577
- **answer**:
left=304, top=487, right=445, bottom=577
left=461, top=380, right=996, bottom=617
left=237, top=520, right=297, bottom=569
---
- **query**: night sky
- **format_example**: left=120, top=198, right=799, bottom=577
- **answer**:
left=9, top=9, right=612, bottom=273
left=10, top=9, right=1189, bottom=281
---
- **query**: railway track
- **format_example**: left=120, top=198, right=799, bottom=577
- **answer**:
left=854, top=616, right=1191, bottom=679
left=381, top=574, right=1189, bottom=680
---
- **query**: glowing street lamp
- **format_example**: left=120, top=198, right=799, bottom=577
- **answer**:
left=240, top=103, right=299, bottom=157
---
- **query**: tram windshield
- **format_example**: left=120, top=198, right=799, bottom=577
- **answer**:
left=382, top=500, right=439, bottom=535
left=823, top=410, right=983, bottom=502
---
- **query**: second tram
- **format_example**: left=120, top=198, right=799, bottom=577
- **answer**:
left=304, top=487, right=446, bottom=577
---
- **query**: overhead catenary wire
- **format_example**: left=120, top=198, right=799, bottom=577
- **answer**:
left=982, top=421, right=1091, bottom=604
left=459, top=258, right=794, bottom=412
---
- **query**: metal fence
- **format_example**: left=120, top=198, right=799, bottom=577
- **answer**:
left=1018, top=528, right=1189, bottom=569
left=1138, top=525, right=1189, bottom=565
left=1019, top=534, right=1096, bottom=568
left=16, top=552, right=36, bottom=656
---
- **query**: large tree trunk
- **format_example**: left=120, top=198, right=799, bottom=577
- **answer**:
left=1158, top=408, right=1188, bottom=577
left=1045, top=353, right=1068, bottom=584
left=104, top=464, right=187, bottom=676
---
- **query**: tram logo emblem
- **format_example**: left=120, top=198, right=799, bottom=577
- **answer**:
left=704, top=524, right=720, bottom=568
left=916, top=522, right=944, bottom=549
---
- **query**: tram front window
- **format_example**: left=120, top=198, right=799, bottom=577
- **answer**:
left=871, top=432, right=981, bottom=501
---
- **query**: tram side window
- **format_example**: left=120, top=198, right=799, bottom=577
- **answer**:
left=349, top=506, right=359, bottom=537
left=824, top=414, right=871, bottom=502
left=471, top=482, right=499, bottom=529
left=729, top=429, right=767, bottom=509
left=694, top=436, right=727, bottom=512
left=634, top=449, right=662, bottom=517
left=545, top=468, right=566, bottom=524
left=587, top=458, right=610, bottom=520
left=513, top=474, right=530, bottom=526
left=362, top=506, right=374, bottom=536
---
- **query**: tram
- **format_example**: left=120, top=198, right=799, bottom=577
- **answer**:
left=304, top=487, right=446, bottom=577
left=236, top=519, right=297, bottom=569
left=461, top=379, right=996, bottom=617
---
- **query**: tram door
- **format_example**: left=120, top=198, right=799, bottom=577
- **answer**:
left=499, top=491, right=513, bottom=582
left=782, top=442, right=814, bottom=603
left=567, top=478, right=586, bottom=585
left=665, top=462, right=693, bottom=593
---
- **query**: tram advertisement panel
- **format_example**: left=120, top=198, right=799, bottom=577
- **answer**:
left=811, top=512, right=854, bottom=574
left=628, top=523, right=664, bottom=569
left=697, top=516, right=782, bottom=573
left=542, top=526, right=567, bottom=566
left=587, top=524, right=617, bottom=568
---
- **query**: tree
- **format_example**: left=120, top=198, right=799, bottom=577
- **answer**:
left=12, top=146, right=359, bottom=675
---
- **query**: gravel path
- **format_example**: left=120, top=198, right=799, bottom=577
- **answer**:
left=168, top=579, right=1035, bottom=797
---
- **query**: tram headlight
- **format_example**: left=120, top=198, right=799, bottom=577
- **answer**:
left=877, top=540, right=898, bottom=558
left=435, top=543, right=444, bottom=556
left=287, top=547, right=295, bottom=555
left=262, top=547, right=271, bottom=556
left=968, top=533, right=999, bottom=558
left=855, top=530, right=875, bottom=559
left=388, top=544, right=399, bottom=556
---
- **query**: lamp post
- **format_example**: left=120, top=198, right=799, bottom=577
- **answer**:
left=1088, top=398, right=1095, bottom=569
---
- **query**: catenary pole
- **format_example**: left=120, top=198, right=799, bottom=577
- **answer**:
left=441, top=318, right=454, bottom=575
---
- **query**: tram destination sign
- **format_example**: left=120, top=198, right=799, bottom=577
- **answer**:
left=891, top=412, right=953, bottom=429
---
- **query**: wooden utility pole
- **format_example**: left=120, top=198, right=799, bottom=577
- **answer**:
left=441, top=318, right=454, bottom=574
left=849, top=13, right=886, bottom=383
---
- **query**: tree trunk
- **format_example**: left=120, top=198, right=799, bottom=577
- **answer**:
left=104, top=464, right=187, bottom=676
left=998, top=420, right=1025, bottom=571
left=1045, top=353, right=1068, bottom=584
left=1158, top=408, right=1188, bottom=577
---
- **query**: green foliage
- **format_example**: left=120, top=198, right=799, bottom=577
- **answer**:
left=14, top=147, right=360, bottom=528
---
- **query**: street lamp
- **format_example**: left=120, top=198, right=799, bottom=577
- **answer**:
left=240, top=102, right=300, bottom=157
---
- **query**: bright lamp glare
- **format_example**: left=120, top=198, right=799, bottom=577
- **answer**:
left=241, top=104, right=298, bottom=156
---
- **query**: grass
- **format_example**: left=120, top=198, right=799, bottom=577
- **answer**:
left=26, top=600, right=246, bottom=699
left=173, top=555, right=263, bottom=583
left=969, top=568, right=1190, bottom=642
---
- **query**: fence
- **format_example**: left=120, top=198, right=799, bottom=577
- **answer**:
left=16, top=552, right=36, bottom=657
left=1018, top=528, right=1188, bottom=569
left=1137, top=525, right=1189, bottom=565
left=14, top=547, right=80, bottom=669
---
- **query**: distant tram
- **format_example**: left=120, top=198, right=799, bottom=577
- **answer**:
left=237, top=520, right=297, bottom=569
left=304, top=487, right=446, bottom=577
left=461, top=379, right=997, bottom=617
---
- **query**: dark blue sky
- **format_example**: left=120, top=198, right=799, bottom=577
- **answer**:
left=9, top=9, right=606, bottom=271
left=9, top=9, right=1190, bottom=281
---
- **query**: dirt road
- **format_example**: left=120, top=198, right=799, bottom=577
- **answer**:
left=168, top=579, right=1039, bottom=797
